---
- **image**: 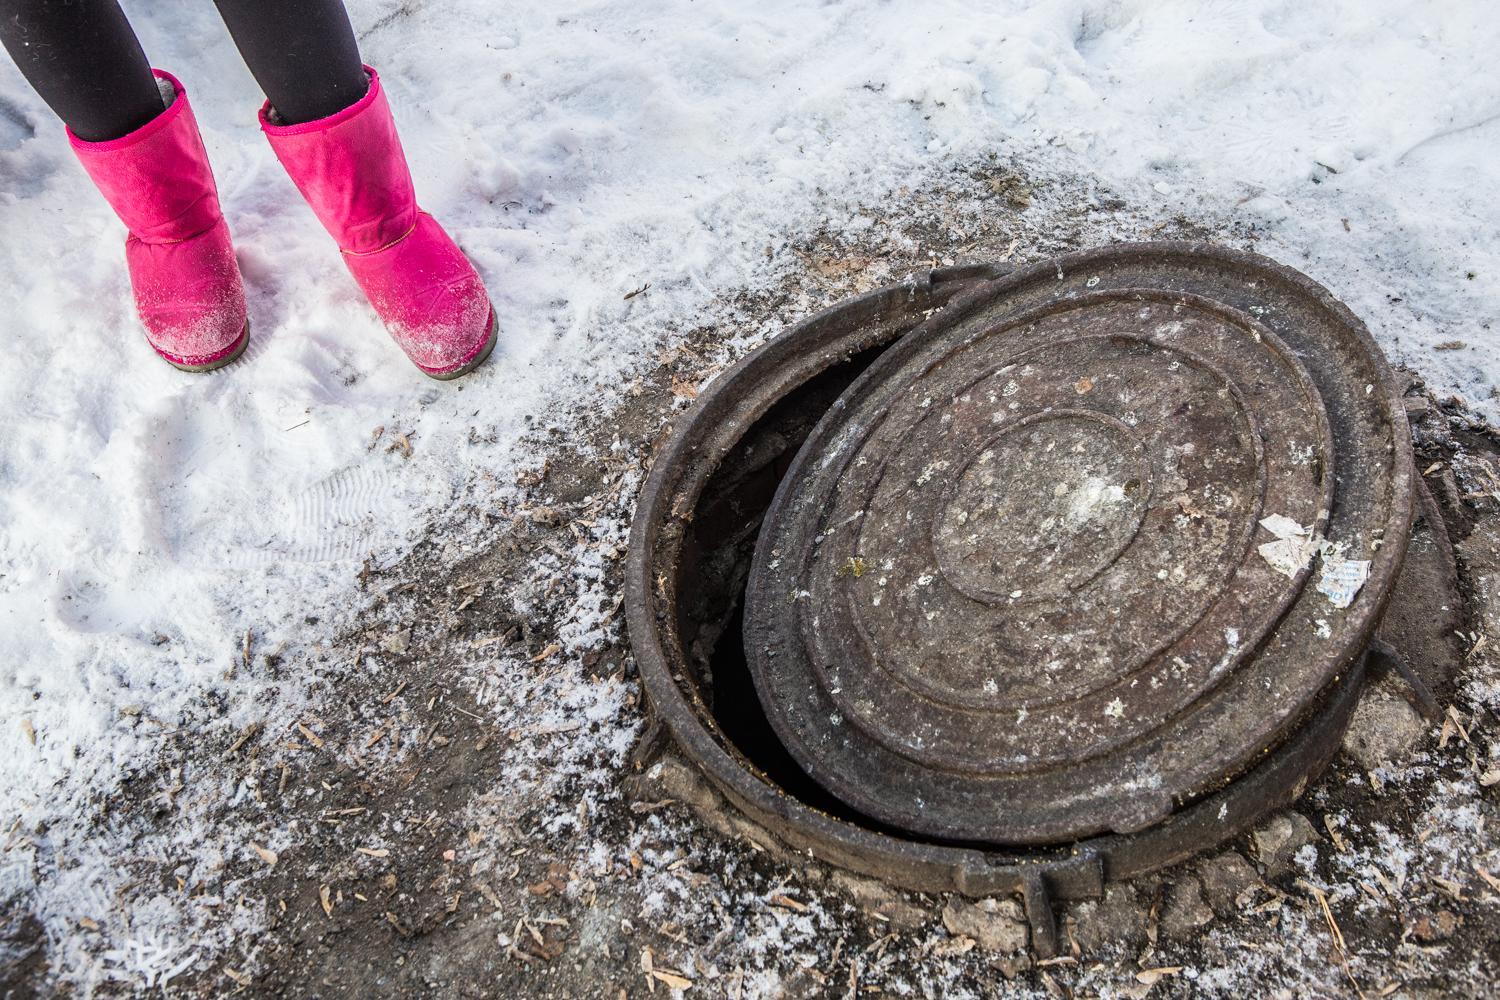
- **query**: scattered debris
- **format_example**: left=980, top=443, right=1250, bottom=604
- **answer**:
left=1257, top=515, right=1320, bottom=579
left=1411, top=909, right=1460, bottom=943
left=1251, top=812, right=1320, bottom=877
left=940, top=897, right=1028, bottom=954
left=1342, top=676, right=1431, bottom=769
left=1159, top=876, right=1214, bottom=937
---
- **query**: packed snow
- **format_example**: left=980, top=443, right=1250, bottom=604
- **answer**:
left=1, top=0, right=1497, bottom=991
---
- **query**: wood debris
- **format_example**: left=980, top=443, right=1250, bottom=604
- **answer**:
left=1323, top=814, right=1349, bottom=853
left=652, top=969, right=694, bottom=990
left=227, top=722, right=261, bottom=756
left=670, top=374, right=700, bottom=400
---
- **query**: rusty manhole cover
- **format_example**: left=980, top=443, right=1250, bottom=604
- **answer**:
left=745, top=254, right=1410, bottom=844
left=625, top=243, right=1431, bottom=956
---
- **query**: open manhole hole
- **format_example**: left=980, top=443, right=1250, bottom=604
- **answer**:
left=625, top=242, right=1455, bottom=956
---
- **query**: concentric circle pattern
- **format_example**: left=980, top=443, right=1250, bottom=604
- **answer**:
left=746, top=253, right=1410, bottom=844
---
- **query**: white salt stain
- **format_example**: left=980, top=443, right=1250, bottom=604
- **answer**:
left=1063, top=476, right=1128, bottom=528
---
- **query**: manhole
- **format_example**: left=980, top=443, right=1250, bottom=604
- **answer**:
left=625, top=243, right=1440, bottom=957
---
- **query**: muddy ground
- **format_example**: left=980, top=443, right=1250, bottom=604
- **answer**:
left=4, top=162, right=1500, bottom=998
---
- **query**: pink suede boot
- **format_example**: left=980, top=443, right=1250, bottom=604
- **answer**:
left=69, top=70, right=249, bottom=372
left=260, top=66, right=496, bottom=379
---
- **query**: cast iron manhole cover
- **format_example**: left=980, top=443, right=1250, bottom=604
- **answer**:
left=744, top=246, right=1411, bottom=844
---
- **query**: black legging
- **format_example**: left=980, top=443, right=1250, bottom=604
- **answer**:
left=0, top=0, right=367, bottom=142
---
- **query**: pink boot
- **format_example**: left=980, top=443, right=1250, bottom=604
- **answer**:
left=260, top=66, right=496, bottom=379
left=69, top=70, right=249, bottom=372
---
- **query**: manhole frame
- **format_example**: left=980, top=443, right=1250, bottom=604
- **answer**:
left=624, top=244, right=1413, bottom=957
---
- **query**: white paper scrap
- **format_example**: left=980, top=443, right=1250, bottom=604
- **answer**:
left=1259, top=514, right=1309, bottom=539
left=1256, top=515, right=1319, bottom=579
left=1317, top=552, right=1371, bottom=609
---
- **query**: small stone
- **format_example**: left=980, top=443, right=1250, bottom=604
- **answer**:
left=529, top=505, right=564, bottom=526
left=1411, top=909, right=1460, bottom=943
left=1196, top=852, right=1259, bottom=915
left=380, top=628, right=411, bottom=654
left=831, top=872, right=929, bottom=932
left=1070, top=884, right=1147, bottom=954
left=1159, top=875, right=1214, bottom=937
left=991, top=954, right=1030, bottom=980
left=1342, top=677, right=1430, bottom=770
left=941, top=897, right=1028, bottom=954
left=1251, top=812, right=1320, bottom=877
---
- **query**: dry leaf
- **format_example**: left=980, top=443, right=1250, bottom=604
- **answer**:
left=357, top=847, right=390, bottom=858
left=319, top=884, right=333, bottom=917
left=251, top=843, right=278, bottom=867
left=20, top=718, right=36, bottom=746
left=1136, top=967, right=1184, bottom=985
left=931, top=935, right=976, bottom=957
left=652, top=970, right=693, bottom=990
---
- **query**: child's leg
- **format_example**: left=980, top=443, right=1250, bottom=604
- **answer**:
left=238, top=0, right=497, bottom=378
left=212, top=0, right=367, bottom=124
left=0, top=0, right=165, bottom=141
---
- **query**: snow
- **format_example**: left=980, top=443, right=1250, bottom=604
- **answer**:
left=1, top=0, right=1497, bottom=991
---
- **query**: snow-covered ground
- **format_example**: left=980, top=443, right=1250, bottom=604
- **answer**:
left=1, top=0, right=1497, bottom=992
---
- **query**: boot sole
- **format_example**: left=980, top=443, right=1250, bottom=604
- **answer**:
left=164, top=320, right=251, bottom=373
left=421, top=308, right=498, bottom=381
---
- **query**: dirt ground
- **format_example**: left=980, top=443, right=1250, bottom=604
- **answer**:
left=5, top=162, right=1500, bottom=999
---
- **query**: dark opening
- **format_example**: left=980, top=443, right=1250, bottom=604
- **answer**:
left=679, top=341, right=896, bottom=827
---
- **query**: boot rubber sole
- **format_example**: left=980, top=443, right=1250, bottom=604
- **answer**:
left=420, top=307, right=498, bottom=381
left=162, top=320, right=251, bottom=373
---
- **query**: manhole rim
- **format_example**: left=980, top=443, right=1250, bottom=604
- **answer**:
left=623, top=242, right=1412, bottom=930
